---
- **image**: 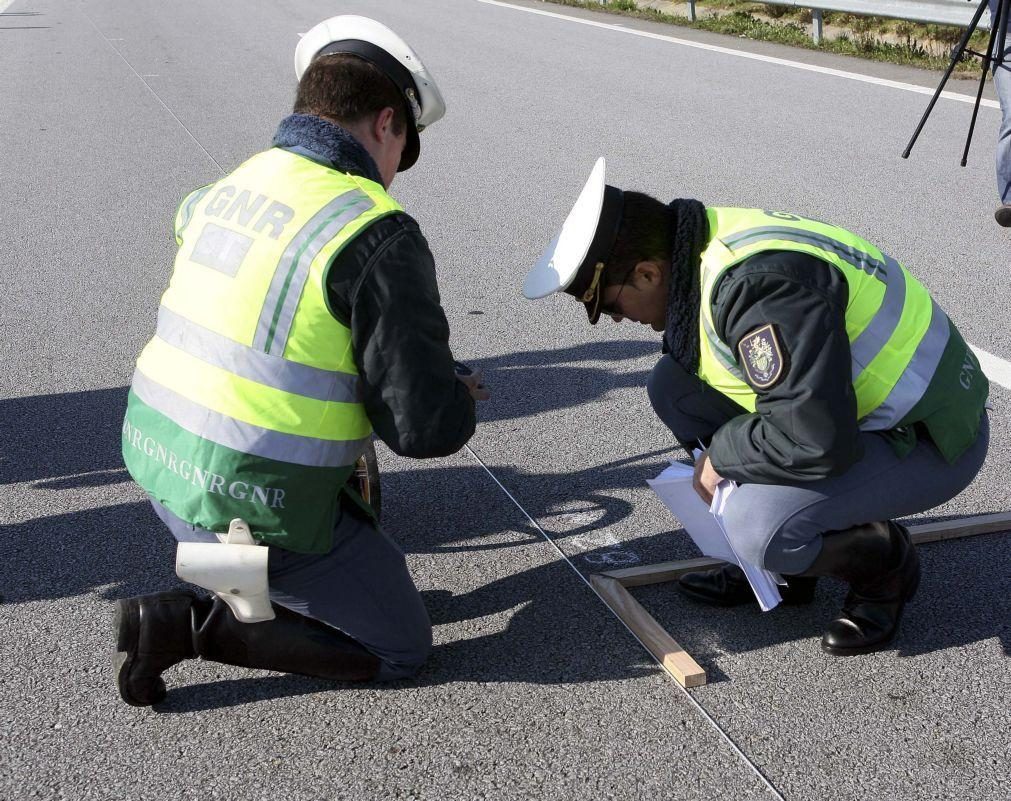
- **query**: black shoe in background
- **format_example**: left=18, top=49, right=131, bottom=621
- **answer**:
left=677, top=563, right=817, bottom=607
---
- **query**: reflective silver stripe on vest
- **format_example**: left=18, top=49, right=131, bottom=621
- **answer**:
left=720, top=227, right=889, bottom=282
left=715, top=228, right=915, bottom=383
left=176, top=186, right=212, bottom=241
left=155, top=305, right=360, bottom=404
left=701, top=311, right=746, bottom=381
left=858, top=300, right=951, bottom=431
left=849, top=255, right=906, bottom=379
left=253, top=190, right=375, bottom=357
left=132, top=369, right=368, bottom=468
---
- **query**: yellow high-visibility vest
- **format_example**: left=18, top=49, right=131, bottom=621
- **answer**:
left=697, top=209, right=972, bottom=441
left=123, top=148, right=402, bottom=552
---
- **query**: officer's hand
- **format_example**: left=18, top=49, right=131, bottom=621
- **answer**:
left=692, top=452, right=723, bottom=506
left=457, top=368, right=491, bottom=401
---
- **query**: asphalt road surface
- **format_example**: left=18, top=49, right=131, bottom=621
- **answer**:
left=2, top=1, right=1009, bottom=799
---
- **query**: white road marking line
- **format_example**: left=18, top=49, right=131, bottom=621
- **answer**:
left=0, top=0, right=18, bottom=14
left=972, top=345, right=1011, bottom=391
left=476, top=0, right=1000, bottom=110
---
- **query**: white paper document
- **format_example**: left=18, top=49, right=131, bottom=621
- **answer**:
left=647, top=461, right=783, bottom=611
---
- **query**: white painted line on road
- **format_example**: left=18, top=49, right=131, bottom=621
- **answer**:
left=972, top=345, right=1011, bottom=391
left=0, top=0, right=19, bottom=14
left=477, top=0, right=1000, bottom=110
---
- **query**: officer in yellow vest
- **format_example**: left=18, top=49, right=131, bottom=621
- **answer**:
left=524, top=159, right=989, bottom=656
left=115, top=17, right=488, bottom=706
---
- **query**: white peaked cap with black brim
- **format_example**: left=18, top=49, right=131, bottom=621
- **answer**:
left=522, top=158, right=625, bottom=324
left=294, top=15, right=446, bottom=172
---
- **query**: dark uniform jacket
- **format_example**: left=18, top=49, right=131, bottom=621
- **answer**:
left=705, top=250, right=860, bottom=485
left=274, top=114, right=475, bottom=461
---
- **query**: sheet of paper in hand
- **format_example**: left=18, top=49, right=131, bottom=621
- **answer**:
left=647, top=461, right=783, bottom=611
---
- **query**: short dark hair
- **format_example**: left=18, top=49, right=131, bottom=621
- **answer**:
left=294, top=54, right=407, bottom=135
left=605, top=191, right=670, bottom=286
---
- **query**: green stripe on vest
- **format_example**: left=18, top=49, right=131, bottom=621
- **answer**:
left=123, top=392, right=352, bottom=553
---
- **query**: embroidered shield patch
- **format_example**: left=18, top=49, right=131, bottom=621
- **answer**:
left=738, top=323, right=785, bottom=389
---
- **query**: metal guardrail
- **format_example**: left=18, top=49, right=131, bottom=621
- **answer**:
left=765, top=0, right=985, bottom=27
left=622, top=0, right=993, bottom=43
left=775, top=0, right=989, bottom=43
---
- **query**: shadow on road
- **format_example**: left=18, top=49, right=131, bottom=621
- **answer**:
left=0, top=387, right=129, bottom=487
left=464, top=339, right=659, bottom=424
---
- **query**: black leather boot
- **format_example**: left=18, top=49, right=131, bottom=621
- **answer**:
left=114, top=590, right=200, bottom=707
left=677, top=563, right=818, bottom=607
left=798, top=521, right=920, bottom=656
left=115, top=593, right=381, bottom=707
left=193, top=598, right=381, bottom=681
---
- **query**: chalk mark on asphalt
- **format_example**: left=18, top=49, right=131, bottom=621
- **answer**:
left=477, top=0, right=1001, bottom=110
left=462, top=443, right=787, bottom=801
left=79, top=7, right=225, bottom=174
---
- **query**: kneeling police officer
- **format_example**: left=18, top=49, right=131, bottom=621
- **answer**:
left=116, top=16, right=487, bottom=705
left=524, top=159, right=988, bottom=655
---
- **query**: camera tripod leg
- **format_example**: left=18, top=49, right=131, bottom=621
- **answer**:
left=902, top=0, right=992, bottom=158
left=962, top=20, right=1003, bottom=165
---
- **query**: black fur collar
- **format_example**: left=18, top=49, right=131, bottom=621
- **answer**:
left=663, top=199, right=709, bottom=373
left=272, top=114, right=383, bottom=185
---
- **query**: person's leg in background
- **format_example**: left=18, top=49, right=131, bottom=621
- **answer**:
left=991, top=0, right=1011, bottom=225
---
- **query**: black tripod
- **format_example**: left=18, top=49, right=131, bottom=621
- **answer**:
left=903, top=0, right=1009, bottom=165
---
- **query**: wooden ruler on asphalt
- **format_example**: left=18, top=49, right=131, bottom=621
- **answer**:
left=594, top=511, right=1011, bottom=689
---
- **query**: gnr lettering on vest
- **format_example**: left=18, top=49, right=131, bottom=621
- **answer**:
left=960, top=348, right=977, bottom=390
left=204, top=185, right=295, bottom=240
left=123, top=420, right=285, bottom=509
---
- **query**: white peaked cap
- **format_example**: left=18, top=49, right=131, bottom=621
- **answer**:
left=523, top=158, right=625, bottom=324
left=294, top=16, right=446, bottom=170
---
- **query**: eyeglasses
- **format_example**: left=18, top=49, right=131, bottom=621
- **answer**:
left=599, top=281, right=630, bottom=318
left=597, top=264, right=638, bottom=318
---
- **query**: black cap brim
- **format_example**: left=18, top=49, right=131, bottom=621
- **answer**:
left=398, top=125, right=420, bottom=171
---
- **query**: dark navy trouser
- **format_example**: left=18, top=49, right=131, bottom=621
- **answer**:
left=647, top=356, right=990, bottom=573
